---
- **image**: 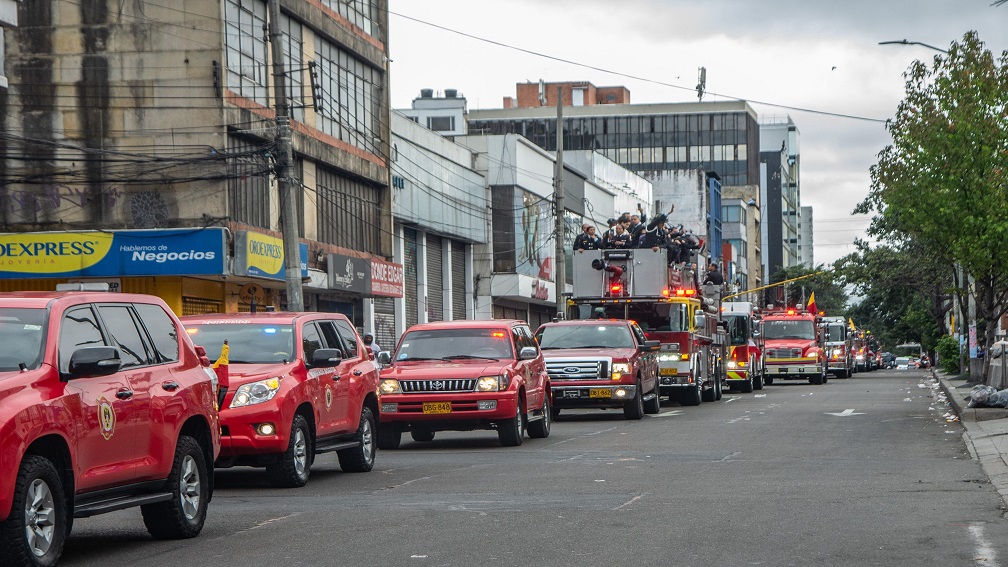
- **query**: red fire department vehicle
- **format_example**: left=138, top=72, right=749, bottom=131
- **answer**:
left=568, top=248, right=726, bottom=406
left=722, top=301, right=764, bottom=392
left=822, top=316, right=854, bottom=378
left=758, top=304, right=828, bottom=385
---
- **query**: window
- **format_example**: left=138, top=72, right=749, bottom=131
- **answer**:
left=134, top=303, right=180, bottom=363
left=427, top=116, right=454, bottom=132
left=333, top=319, right=360, bottom=358
left=315, top=166, right=381, bottom=251
left=572, top=87, right=585, bottom=106
left=98, top=305, right=151, bottom=368
left=227, top=136, right=271, bottom=229
left=320, top=0, right=380, bottom=36
left=280, top=13, right=305, bottom=123
left=224, top=0, right=269, bottom=106
left=315, top=320, right=345, bottom=356
left=59, top=306, right=105, bottom=373
left=314, top=37, right=384, bottom=156
left=302, top=322, right=324, bottom=361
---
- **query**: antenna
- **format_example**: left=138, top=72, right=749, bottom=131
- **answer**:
left=696, top=67, right=707, bottom=101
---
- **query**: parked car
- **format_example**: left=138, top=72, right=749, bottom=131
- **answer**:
left=534, top=319, right=661, bottom=419
left=181, top=312, right=381, bottom=487
left=0, top=292, right=220, bottom=567
left=895, top=356, right=912, bottom=370
left=377, top=320, right=551, bottom=447
left=880, top=352, right=896, bottom=368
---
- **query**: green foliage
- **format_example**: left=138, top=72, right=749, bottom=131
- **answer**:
left=766, top=264, right=847, bottom=315
left=935, top=334, right=961, bottom=374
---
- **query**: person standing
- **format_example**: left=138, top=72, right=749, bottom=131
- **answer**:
left=573, top=225, right=602, bottom=252
left=363, top=333, right=381, bottom=356
left=703, top=263, right=724, bottom=286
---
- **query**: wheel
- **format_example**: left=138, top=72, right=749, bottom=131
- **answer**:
left=764, top=375, right=774, bottom=386
left=528, top=398, right=551, bottom=438
left=377, top=423, right=401, bottom=450
left=822, top=367, right=829, bottom=383
left=142, top=435, right=209, bottom=539
left=753, top=367, right=764, bottom=390
left=0, top=456, right=66, bottom=567
left=740, top=374, right=754, bottom=393
left=680, top=380, right=702, bottom=406
left=810, top=372, right=823, bottom=385
left=701, top=378, right=716, bottom=402
left=337, top=406, right=377, bottom=472
left=410, top=429, right=436, bottom=443
left=624, top=381, right=645, bottom=420
left=715, top=375, right=723, bottom=400
left=643, top=381, right=661, bottom=414
left=268, top=414, right=312, bottom=488
left=497, top=398, right=525, bottom=447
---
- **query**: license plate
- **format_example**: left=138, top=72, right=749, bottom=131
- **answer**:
left=589, top=388, right=612, bottom=399
left=778, top=368, right=788, bottom=374
left=563, top=390, right=581, bottom=399
left=658, top=367, right=677, bottom=376
left=422, top=402, right=451, bottom=414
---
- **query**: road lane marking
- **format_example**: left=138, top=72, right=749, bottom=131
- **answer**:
left=968, top=523, right=1000, bottom=566
left=724, top=396, right=740, bottom=403
left=825, top=408, right=864, bottom=417
left=613, top=493, right=645, bottom=510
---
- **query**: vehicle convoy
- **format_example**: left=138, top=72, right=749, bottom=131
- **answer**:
left=568, top=247, right=726, bottom=406
left=376, top=320, right=551, bottom=448
left=758, top=305, right=828, bottom=385
left=822, top=316, right=854, bottom=378
left=534, top=319, right=661, bottom=419
left=721, top=301, right=764, bottom=392
left=0, top=291, right=221, bottom=567
left=181, top=312, right=380, bottom=488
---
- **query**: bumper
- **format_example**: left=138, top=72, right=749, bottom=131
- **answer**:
left=552, top=384, right=637, bottom=409
left=725, top=369, right=751, bottom=382
left=765, top=362, right=820, bottom=378
left=218, top=401, right=291, bottom=458
left=380, top=391, right=519, bottom=429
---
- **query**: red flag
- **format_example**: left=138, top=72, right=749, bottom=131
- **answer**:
left=807, top=291, right=817, bottom=315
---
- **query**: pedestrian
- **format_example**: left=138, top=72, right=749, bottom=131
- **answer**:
left=363, top=333, right=381, bottom=356
left=703, top=263, right=724, bottom=286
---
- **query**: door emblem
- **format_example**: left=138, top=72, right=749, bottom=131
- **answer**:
left=325, top=385, right=333, bottom=409
left=98, top=397, right=116, bottom=440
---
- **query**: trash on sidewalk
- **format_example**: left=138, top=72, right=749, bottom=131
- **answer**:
left=966, top=384, right=1008, bottom=408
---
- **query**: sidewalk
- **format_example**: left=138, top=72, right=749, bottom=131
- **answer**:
left=936, top=370, right=1008, bottom=507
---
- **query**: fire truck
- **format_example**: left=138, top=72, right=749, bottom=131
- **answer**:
left=722, top=301, right=764, bottom=392
left=822, top=316, right=854, bottom=378
left=569, top=248, right=726, bottom=406
left=758, top=304, right=828, bottom=385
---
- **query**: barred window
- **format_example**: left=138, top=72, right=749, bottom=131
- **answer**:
left=224, top=0, right=268, bottom=106
left=227, top=135, right=271, bottom=229
left=280, top=13, right=304, bottom=123
left=319, top=0, right=380, bottom=37
left=315, top=166, right=381, bottom=253
left=314, top=38, right=383, bottom=157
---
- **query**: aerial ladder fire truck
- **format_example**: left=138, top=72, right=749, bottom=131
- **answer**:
left=569, top=248, right=727, bottom=406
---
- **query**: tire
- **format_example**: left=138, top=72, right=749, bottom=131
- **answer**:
left=822, top=367, right=829, bottom=384
left=142, top=435, right=209, bottom=540
left=740, top=375, right=754, bottom=393
left=1, top=456, right=66, bottom=567
left=753, top=368, right=764, bottom=390
left=764, top=375, right=774, bottom=386
left=528, top=398, right=551, bottom=438
left=268, top=414, right=312, bottom=488
left=680, top=381, right=702, bottom=406
left=714, top=375, right=723, bottom=400
left=810, top=372, right=824, bottom=385
left=497, top=399, right=525, bottom=447
left=337, top=406, right=377, bottom=473
left=701, top=378, right=716, bottom=402
left=643, top=381, right=661, bottom=414
left=624, top=381, right=645, bottom=420
left=377, top=423, right=401, bottom=450
left=410, top=429, right=436, bottom=443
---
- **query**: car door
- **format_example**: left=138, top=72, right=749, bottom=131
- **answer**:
left=332, top=318, right=372, bottom=433
left=59, top=304, right=140, bottom=491
left=316, top=320, right=354, bottom=433
left=302, top=320, right=338, bottom=436
left=631, top=322, right=657, bottom=391
left=515, top=325, right=546, bottom=412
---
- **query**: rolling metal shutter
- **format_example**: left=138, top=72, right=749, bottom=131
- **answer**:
left=404, top=227, right=418, bottom=328
left=427, top=236, right=443, bottom=322
left=373, top=296, right=396, bottom=352
left=451, top=241, right=466, bottom=320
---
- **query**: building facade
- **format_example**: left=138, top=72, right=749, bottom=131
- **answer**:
left=722, top=185, right=762, bottom=298
left=0, top=0, right=397, bottom=330
left=759, top=115, right=802, bottom=279
left=799, top=205, right=814, bottom=268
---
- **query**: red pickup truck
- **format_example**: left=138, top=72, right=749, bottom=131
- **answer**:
left=376, top=320, right=551, bottom=448
left=182, top=312, right=381, bottom=487
left=534, top=319, right=661, bottom=419
left=0, top=292, right=220, bottom=567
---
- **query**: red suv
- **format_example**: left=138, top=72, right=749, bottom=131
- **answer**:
left=0, top=292, right=220, bottom=567
left=182, top=312, right=381, bottom=487
left=377, top=320, right=551, bottom=448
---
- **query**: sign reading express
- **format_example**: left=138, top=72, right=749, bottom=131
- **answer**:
left=233, top=231, right=309, bottom=281
left=0, top=229, right=227, bottom=279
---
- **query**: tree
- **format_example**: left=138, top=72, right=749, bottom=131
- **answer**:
left=765, top=264, right=847, bottom=315
left=858, top=31, right=1008, bottom=379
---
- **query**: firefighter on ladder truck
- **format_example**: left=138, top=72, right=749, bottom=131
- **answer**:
left=567, top=248, right=727, bottom=406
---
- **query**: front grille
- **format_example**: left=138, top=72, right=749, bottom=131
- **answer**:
left=766, top=348, right=802, bottom=359
left=545, top=359, right=609, bottom=380
left=400, top=379, right=476, bottom=393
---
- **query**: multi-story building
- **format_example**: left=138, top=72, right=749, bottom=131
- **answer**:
left=799, top=205, right=814, bottom=268
left=468, top=81, right=760, bottom=265
left=0, top=0, right=397, bottom=330
left=399, top=88, right=468, bottom=137
left=722, top=185, right=762, bottom=296
left=759, top=115, right=802, bottom=279
left=0, top=0, right=14, bottom=89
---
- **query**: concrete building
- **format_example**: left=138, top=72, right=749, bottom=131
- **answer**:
left=0, top=0, right=397, bottom=330
left=0, top=0, right=14, bottom=89
left=399, top=88, right=468, bottom=137
left=799, top=205, right=814, bottom=268
left=722, top=185, right=762, bottom=297
left=759, top=115, right=802, bottom=279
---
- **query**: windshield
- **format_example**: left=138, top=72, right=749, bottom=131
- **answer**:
left=762, top=320, right=816, bottom=340
left=537, top=324, right=636, bottom=349
left=825, top=324, right=845, bottom=342
left=185, top=323, right=295, bottom=364
left=894, top=344, right=922, bottom=358
left=725, top=314, right=749, bottom=346
left=395, top=328, right=514, bottom=361
left=628, top=303, right=688, bottom=333
left=0, top=308, right=46, bottom=371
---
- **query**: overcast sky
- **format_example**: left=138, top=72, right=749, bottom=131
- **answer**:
left=387, top=1, right=1007, bottom=265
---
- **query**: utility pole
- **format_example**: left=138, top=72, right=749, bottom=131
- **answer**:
left=267, top=0, right=304, bottom=311
left=554, top=87, right=566, bottom=319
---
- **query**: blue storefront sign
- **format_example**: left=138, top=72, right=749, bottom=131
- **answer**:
left=0, top=229, right=227, bottom=279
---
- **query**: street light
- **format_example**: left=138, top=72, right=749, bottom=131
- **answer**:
left=878, top=39, right=948, bottom=54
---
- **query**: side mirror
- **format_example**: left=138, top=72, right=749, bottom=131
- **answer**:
left=694, top=313, right=707, bottom=329
left=642, top=340, right=661, bottom=352
left=308, top=348, right=343, bottom=368
left=377, top=351, right=392, bottom=366
left=519, top=346, right=539, bottom=360
left=65, top=346, right=122, bottom=379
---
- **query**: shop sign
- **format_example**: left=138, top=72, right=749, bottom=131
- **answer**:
left=0, top=229, right=226, bottom=279
left=327, top=253, right=370, bottom=294
left=371, top=258, right=403, bottom=298
left=234, top=230, right=308, bottom=281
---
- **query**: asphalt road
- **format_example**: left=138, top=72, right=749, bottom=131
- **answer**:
left=62, top=368, right=1008, bottom=567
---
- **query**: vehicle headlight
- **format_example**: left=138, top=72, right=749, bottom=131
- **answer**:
left=727, top=361, right=737, bottom=369
left=612, top=362, right=632, bottom=380
left=832, top=348, right=842, bottom=357
left=855, top=354, right=864, bottom=360
left=380, top=379, right=402, bottom=394
left=658, top=353, right=681, bottom=362
left=230, top=377, right=281, bottom=408
left=476, top=375, right=501, bottom=392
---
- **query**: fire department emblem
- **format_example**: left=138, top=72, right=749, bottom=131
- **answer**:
left=98, top=397, right=116, bottom=440
left=325, top=385, right=333, bottom=409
